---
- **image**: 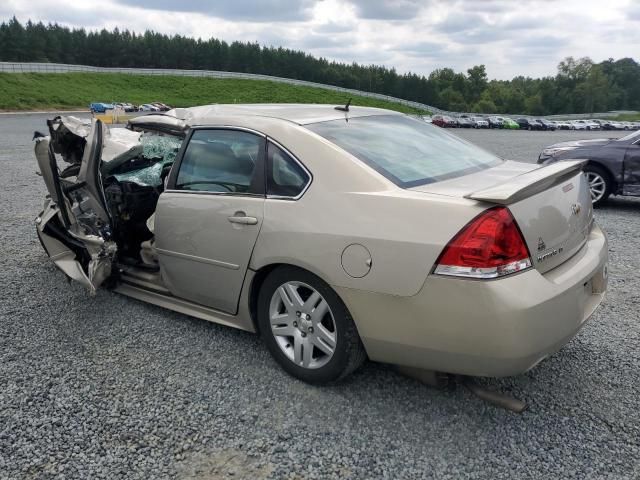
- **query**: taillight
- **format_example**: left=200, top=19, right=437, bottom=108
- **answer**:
left=434, top=206, right=532, bottom=279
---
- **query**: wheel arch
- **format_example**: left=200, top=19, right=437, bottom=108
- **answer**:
left=247, top=262, right=342, bottom=334
left=584, top=160, right=618, bottom=193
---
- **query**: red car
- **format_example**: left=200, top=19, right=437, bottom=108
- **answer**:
left=432, top=115, right=457, bottom=128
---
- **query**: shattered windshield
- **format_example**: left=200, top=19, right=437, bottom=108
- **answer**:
left=112, top=134, right=182, bottom=186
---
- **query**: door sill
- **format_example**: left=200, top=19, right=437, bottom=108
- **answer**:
left=113, top=282, right=255, bottom=332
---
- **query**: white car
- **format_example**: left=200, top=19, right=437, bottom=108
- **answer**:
left=571, top=120, right=589, bottom=130
left=139, top=104, right=161, bottom=112
left=572, top=120, right=600, bottom=131
left=471, top=117, right=489, bottom=128
left=555, top=120, right=572, bottom=130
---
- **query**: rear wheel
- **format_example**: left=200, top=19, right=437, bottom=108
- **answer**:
left=257, top=266, right=366, bottom=384
left=584, top=165, right=611, bottom=207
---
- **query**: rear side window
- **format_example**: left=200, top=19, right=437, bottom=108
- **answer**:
left=307, top=115, right=501, bottom=188
left=176, top=129, right=262, bottom=194
left=266, top=142, right=310, bottom=198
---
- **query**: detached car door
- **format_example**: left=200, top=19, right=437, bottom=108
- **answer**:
left=154, top=127, right=266, bottom=314
left=34, top=117, right=117, bottom=294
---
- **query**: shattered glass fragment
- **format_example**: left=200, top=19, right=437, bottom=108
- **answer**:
left=113, top=135, right=182, bottom=186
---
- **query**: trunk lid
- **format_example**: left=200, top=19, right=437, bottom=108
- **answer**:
left=411, top=160, right=594, bottom=273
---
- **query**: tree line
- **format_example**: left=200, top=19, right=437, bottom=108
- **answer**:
left=1, top=17, right=638, bottom=115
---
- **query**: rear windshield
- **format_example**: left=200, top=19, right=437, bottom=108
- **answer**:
left=306, top=115, right=502, bottom=187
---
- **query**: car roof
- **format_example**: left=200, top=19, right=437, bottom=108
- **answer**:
left=169, top=103, right=402, bottom=126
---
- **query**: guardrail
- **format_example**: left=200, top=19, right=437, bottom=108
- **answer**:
left=0, top=61, right=445, bottom=115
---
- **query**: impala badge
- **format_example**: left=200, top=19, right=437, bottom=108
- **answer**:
left=571, top=203, right=581, bottom=215
left=537, top=237, right=546, bottom=252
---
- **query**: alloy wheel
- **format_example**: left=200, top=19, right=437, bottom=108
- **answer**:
left=269, top=281, right=337, bottom=369
left=585, top=171, right=606, bottom=203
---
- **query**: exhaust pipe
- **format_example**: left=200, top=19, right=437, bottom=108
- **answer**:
left=395, top=366, right=451, bottom=389
left=396, top=367, right=528, bottom=413
left=460, top=376, right=528, bottom=413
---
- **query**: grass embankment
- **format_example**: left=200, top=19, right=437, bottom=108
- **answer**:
left=610, top=113, right=640, bottom=121
left=0, top=73, right=428, bottom=114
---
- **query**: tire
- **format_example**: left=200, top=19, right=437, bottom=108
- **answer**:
left=257, top=266, right=367, bottom=384
left=583, top=164, right=612, bottom=207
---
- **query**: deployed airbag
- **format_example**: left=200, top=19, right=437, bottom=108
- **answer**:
left=101, top=128, right=143, bottom=173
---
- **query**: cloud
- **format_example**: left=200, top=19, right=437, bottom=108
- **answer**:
left=401, top=41, right=446, bottom=58
left=111, top=0, right=316, bottom=22
left=299, top=32, right=354, bottom=50
left=452, top=0, right=511, bottom=13
left=514, top=35, right=567, bottom=52
left=431, top=12, right=511, bottom=44
left=346, top=0, right=426, bottom=20
left=500, top=16, right=544, bottom=31
left=313, top=21, right=355, bottom=34
left=433, top=13, right=488, bottom=34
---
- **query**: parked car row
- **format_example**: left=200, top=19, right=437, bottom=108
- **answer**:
left=138, top=102, right=172, bottom=112
left=597, top=120, right=639, bottom=131
left=426, top=114, right=639, bottom=132
left=89, top=102, right=172, bottom=114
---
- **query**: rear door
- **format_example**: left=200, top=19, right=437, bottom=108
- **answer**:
left=154, top=127, right=266, bottom=314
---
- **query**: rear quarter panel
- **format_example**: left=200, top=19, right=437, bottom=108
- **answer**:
left=245, top=122, right=484, bottom=297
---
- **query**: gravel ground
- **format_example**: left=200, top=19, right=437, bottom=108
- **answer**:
left=1, top=114, right=638, bottom=479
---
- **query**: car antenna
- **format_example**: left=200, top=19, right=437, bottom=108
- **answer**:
left=335, top=98, right=351, bottom=112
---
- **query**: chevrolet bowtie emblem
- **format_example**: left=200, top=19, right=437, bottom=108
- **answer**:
left=571, top=203, right=581, bottom=215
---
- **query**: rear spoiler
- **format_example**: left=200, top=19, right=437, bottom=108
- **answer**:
left=465, top=159, right=587, bottom=205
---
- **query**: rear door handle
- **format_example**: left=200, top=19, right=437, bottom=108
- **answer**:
left=228, top=213, right=258, bottom=225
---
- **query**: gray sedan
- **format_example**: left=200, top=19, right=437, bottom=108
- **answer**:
left=538, top=130, right=640, bottom=205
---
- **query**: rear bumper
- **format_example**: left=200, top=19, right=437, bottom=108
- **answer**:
left=336, top=224, right=608, bottom=377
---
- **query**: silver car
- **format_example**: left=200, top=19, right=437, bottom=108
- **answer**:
left=34, top=104, right=608, bottom=383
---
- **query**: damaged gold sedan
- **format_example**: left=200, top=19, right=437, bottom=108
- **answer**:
left=34, top=105, right=608, bottom=385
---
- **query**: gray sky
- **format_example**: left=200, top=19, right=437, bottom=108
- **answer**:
left=3, top=0, right=639, bottom=79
